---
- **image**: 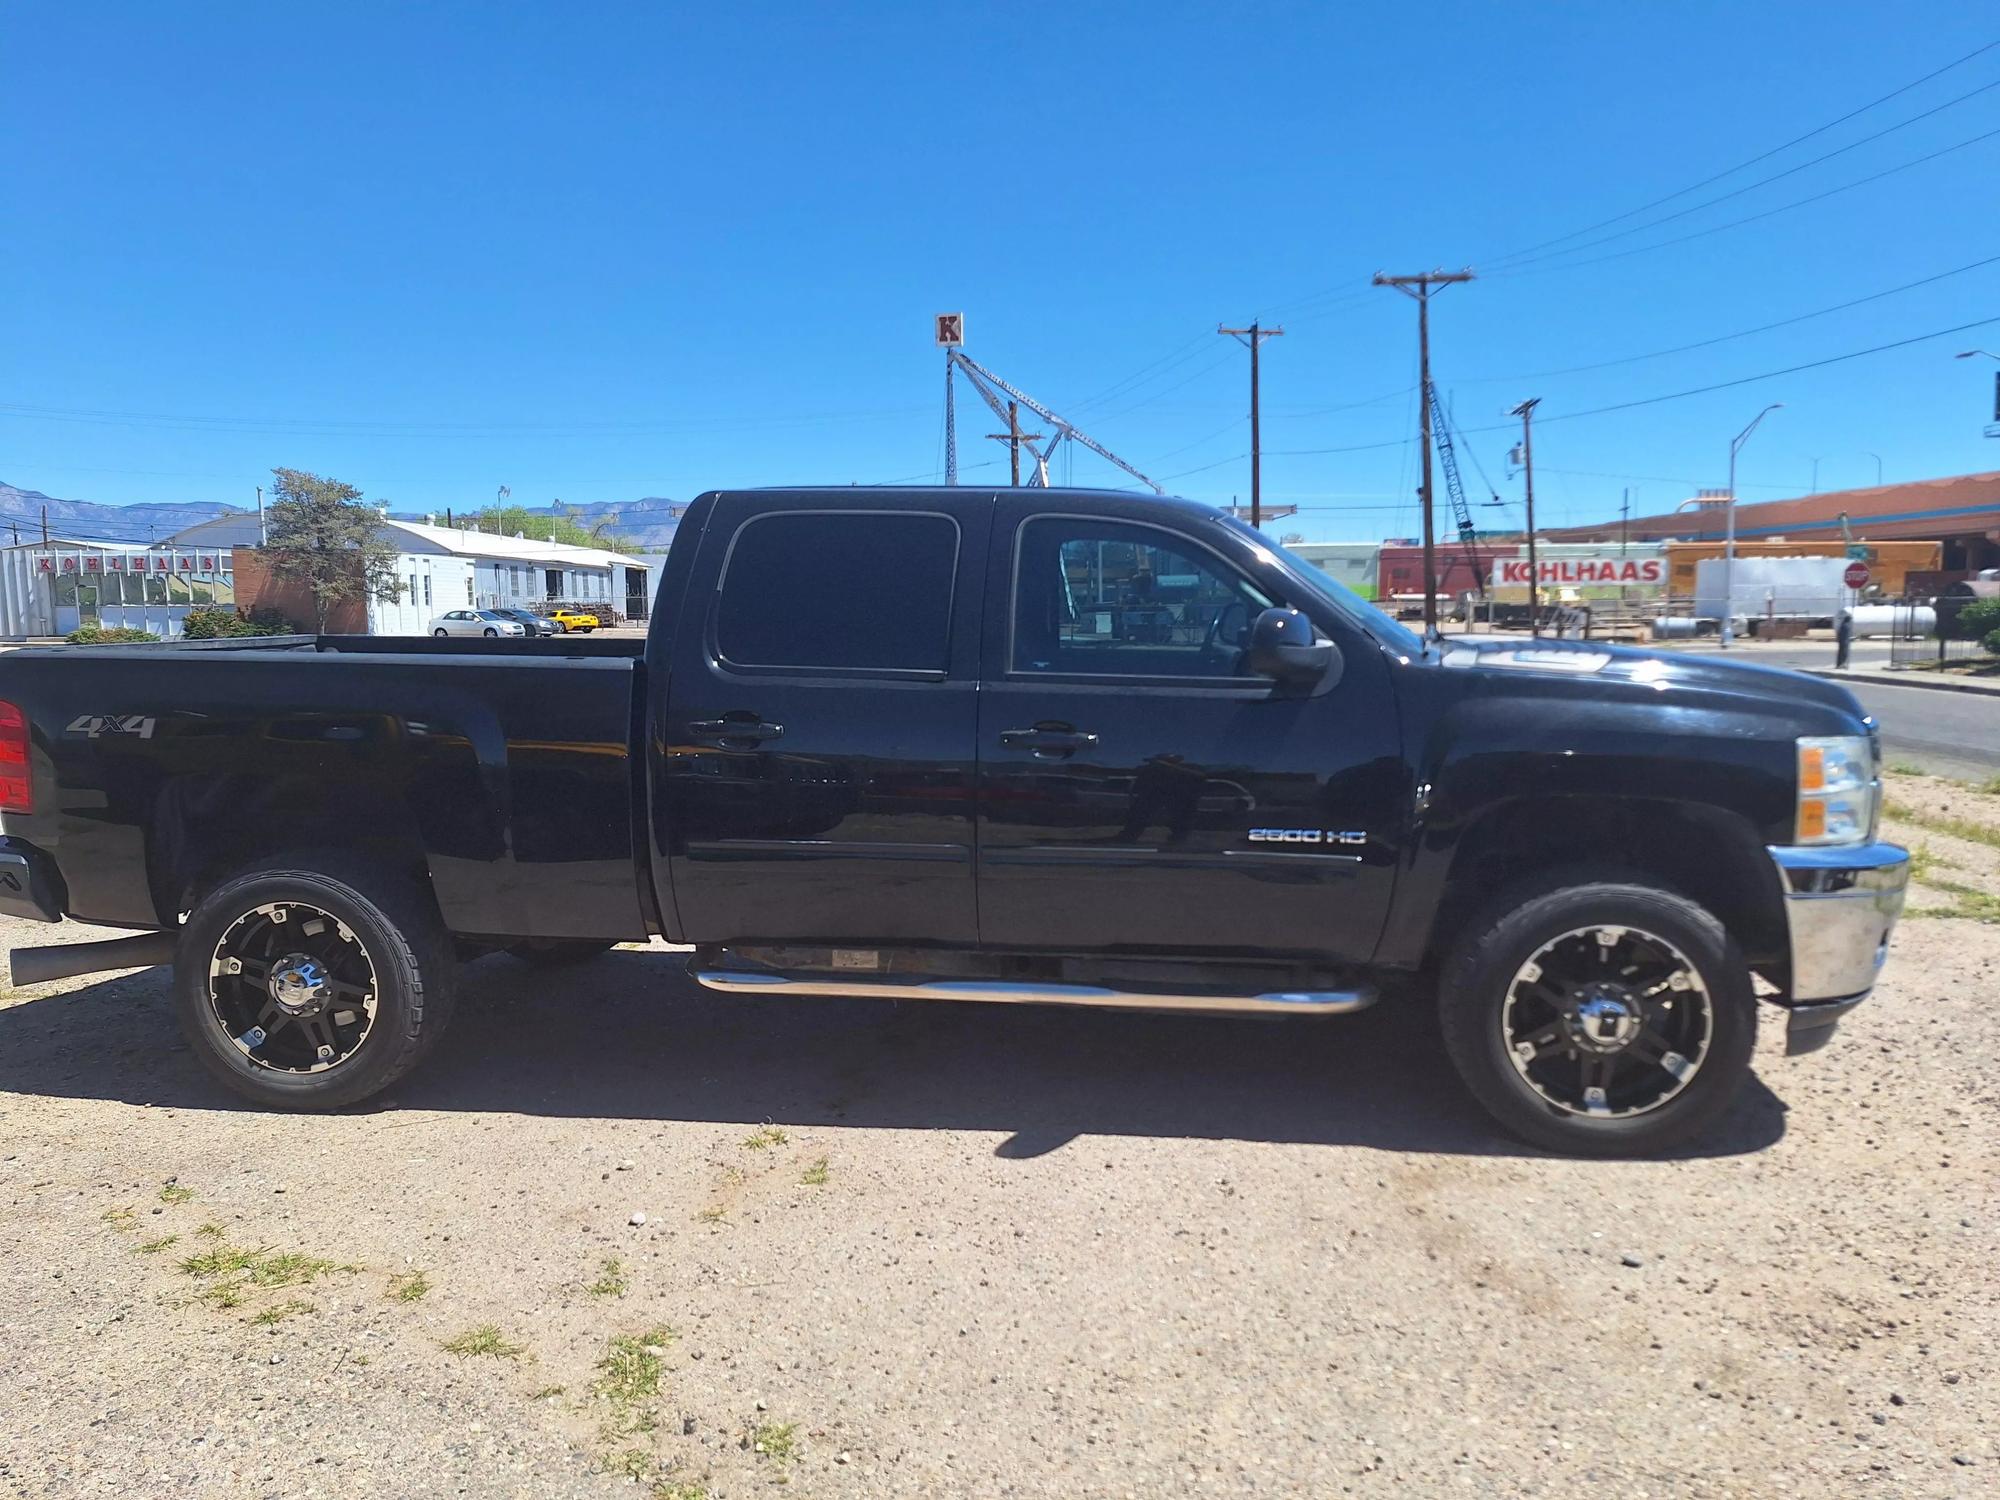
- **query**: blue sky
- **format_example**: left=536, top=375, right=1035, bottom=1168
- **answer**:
left=5, top=1, right=1998, bottom=536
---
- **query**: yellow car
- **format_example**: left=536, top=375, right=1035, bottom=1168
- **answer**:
left=545, top=608, right=599, bottom=633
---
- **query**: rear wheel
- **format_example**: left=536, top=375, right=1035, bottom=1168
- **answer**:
left=1438, top=881, right=1756, bottom=1156
left=173, top=857, right=457, bottom=1110
left=433, top=628, right=448, bottom=637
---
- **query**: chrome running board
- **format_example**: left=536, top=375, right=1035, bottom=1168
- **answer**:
left=691, top=966, right=1376, bottom=1016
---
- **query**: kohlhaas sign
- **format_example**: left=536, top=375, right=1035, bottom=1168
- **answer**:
left=1491, top=556, right=1666, bottom=588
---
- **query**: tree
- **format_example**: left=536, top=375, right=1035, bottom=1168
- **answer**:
left=263, top=468, right=405, bottom=632
left=468, top=502, right=633, bottom=551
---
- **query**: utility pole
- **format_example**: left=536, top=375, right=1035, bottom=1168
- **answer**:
left=41, top=506, right=49, bottom=546
left=1375, top=270, right=1474, bottom=633
left=1619, top=487, right=1631, bottom=555
left=256, top=485, right=266, bottom=545
left=1510, top=398, right=1541, bottom=637
left=944, top=352, right=958, bottom=485
left=1217, top=321, right=1284, bottom=528
left=1721, top=403, right=1784, bottom=650
left=985, top=401, right=1044, bottom=486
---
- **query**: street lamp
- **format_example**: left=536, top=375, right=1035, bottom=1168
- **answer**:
left=1861, top=452, right=1883, bottom=487
left=1720, top=403, right=1783, bottom=650
left=1955, top=349, right=2000, bottom=361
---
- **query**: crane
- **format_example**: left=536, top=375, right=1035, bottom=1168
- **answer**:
left=1425, top=380, right=1486, bottom=601
left=943, top=349, right=1164, bottom=494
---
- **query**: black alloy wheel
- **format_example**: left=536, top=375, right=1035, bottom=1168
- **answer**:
left=1439, top=881, right=1757, bottom=1156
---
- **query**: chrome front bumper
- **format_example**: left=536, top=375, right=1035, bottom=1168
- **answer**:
left=1768, top=841, right=1909, bottom=1053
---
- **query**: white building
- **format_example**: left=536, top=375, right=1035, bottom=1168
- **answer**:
left=163, top=514, right=651, bottom=635
left=1, top=537, right=235, bottom=640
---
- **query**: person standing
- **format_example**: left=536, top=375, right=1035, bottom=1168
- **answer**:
left=1835, top=608, right=1854, bottom=670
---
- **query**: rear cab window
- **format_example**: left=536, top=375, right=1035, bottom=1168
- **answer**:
left=712, top=510, right=960, bottom=674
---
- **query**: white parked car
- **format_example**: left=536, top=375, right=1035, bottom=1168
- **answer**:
left=429, top=609, right=528, bottom=638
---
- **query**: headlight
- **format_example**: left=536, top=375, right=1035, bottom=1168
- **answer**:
left=1796, top=735, right=1876, bottom=845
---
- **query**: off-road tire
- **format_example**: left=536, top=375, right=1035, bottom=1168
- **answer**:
left=173, top=855, right=457, bottom=1110
left=1438, top=879, right=1757, bottom=1157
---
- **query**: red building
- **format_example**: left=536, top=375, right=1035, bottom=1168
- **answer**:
left=1546, top=470, right=2000, bottom=575
left=1376, top=541, right=1512, bottom=602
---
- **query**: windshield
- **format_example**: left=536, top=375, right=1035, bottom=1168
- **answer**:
left=1215, top=517, right=1428, bottom=658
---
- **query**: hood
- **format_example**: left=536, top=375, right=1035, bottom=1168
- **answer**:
left=1436, top=635, right=1869, bottom=722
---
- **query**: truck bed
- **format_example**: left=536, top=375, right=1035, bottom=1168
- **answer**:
left=0, top=635, right=653, bottom=940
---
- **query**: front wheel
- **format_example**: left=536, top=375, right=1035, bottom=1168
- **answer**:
left=482, top=627, right=499, bottom=637
left=1438, top=881, right=1757, bottom=1157
left=173, top=857, right=457, bottom=1110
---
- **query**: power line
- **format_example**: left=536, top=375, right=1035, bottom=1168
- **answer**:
left=1266, top=313, right=2000, bottom=456
left=1489, top=73, right=2000, bottom=270
left=1462, top=254, right=2000, bottom=383
left=1485, top=123, right=2000, bottom=280
left=1482, top=36, right=2000, bottom=265
left=1089, top=346, right=1242, bottom=421
left=0, top=401, right=931, bottom=437
left=1512, top=312, right=2000, bottom=428
left=1062, top=331, right=1217, bottom=415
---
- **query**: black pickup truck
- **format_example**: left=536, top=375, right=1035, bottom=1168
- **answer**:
left=0, top=487, right=1909, bottom=1154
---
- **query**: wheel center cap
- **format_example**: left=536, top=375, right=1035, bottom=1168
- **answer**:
left=269, top=953, right=329, bottom=1014
left=1570, top=991, right=1640, bottom=1052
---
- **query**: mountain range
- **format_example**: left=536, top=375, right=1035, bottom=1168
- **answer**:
left=0, top=481, right=684, bottom=552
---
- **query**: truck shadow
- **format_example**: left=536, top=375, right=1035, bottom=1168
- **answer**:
left=0, top=950, right=1787, bottom=1159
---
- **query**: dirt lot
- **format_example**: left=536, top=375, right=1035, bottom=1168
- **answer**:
left=3, top=771, right=1995, bottom=1499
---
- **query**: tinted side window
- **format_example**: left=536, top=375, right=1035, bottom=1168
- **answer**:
left=716, top=511, right=958, bottom=672
left=1012, top=518, right=1272, bottom=677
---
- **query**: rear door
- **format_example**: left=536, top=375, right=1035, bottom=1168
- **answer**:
left=661, top=492, right=988, bottom=947
left=974, top=498, right=1403, bottom=959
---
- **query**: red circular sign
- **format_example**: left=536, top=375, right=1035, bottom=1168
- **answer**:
left=1842, top=560, right=1871, bottom=589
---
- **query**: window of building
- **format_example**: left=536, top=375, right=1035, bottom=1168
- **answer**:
left=1011, top=517, right=1272, bottom=679
left=423, top=574, right=432, bottom=606
left=715, top=510, right=957, bottom=672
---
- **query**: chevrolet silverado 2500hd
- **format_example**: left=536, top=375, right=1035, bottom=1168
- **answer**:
left=0, top=487, right=1909, bottom=1154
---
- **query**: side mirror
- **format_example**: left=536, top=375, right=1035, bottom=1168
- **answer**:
left=1243, top=606, right=1337, bottom=685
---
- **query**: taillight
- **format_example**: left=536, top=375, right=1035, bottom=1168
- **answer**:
left=0, top=700, right=32, bottom=813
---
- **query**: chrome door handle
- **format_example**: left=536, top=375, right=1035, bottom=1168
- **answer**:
left=688, top=716, right=784, bottom=746
left=999, top=726, right=1098, bottom=757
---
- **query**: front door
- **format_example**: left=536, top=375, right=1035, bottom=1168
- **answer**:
left=975, top=504, right=1403, bottom=960
left=661, top=493, right=988, bottom=947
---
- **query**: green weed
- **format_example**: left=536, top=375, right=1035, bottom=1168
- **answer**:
left=250, top=1299, right=312, bottom=1325
left=158, top=1184, right=195, bottom=1205
left=799, top=1156, right=830, bottom=1186
left=387, top=1269, right=431, bottom=1303
left=137, top=1234, right=179, bottom=1254
left=1884, top=799, right=2000, bottom=851
left=441, top=1324, right=526, bottom=1358
left=741, top=1123, right=788, bottom=1151
left=586, top=1256, right=629, bottom=1298
left=750, top=1420, right=798, bottom=1463
left=594, top=1327, right=677, bottom=1406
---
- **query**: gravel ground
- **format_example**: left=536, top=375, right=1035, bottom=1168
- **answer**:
left=3, top=772, right=1995, bottom=1499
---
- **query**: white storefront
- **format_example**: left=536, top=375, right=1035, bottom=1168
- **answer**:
left=1, top=539, right=235, bottom=640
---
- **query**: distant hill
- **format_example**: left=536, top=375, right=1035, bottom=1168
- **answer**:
left=0, top=480, right=242, bottom=546
left=0, top=479, right=684, bottom=552
left=391, top=496, right=685, bottom=552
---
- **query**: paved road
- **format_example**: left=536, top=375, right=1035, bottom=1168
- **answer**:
left=1843, top=677, right=2000, bottom=780
left=1639, top=637, right=2000, bottom=779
